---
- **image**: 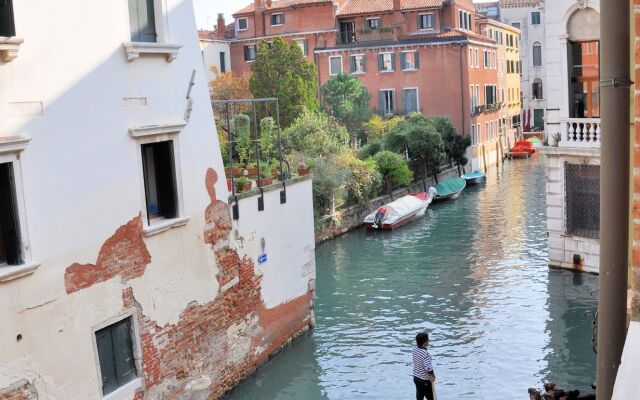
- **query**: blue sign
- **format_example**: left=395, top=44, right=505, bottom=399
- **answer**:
left=258, top=253, right=267, bottom=264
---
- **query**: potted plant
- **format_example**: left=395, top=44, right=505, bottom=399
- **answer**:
left=257, top=165, right=273, bottom=186
left=297, top=160, right=310, bottom=176
left=246, top=161, right=258, bottom=178
left=270, top=159, right=281, bottom=179
left=235, top=176, right=252, bottom=192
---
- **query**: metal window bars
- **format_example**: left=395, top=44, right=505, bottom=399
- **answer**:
left=211, top=98, right=290, bottom=219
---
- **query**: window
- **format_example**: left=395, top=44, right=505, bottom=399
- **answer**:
left=469, top=48, right=473, bottom=67
left=565, top=164, right=600, bottom=239
left=142, top=141, right=178, bottom=224
left=401, top=51, right=419, bottom=70
left=219, top=52, right=226, bottom=73
left=349, top=54, right=366, bottom=74
left=532, top=43, right=542, bottom=66
left=379, top=89, right=395, bottom=116
left=366, top=17, right=381, bottom=29
left=533, top=108, right=544, bottom=129
left=329, top=56, right=342, bottom=75
left=477, top=124, right=482, bottom=143
left=471, top=125, right=477, bottom=145
left=474, top=49, right=479, bottom=68
left=459, top=10, right=471, bottom=30
left=511, top=22, right=520, bottom=30
left=403, top=88, right=419, bottom=114
left=418, top=13, right=435, bottom=30
left=570, top=40, right=600, bottom=118
left=378, top=52, right=395, bottom=72
left=340, top=21, right=356, bottom=44
left=0, top=0, right=15, bottom=37
left=483, top=50, right=490, bottom=68
left=95, top=317, right=138, bottom=396
left=470, top=85, right=475, bottom=112
left=294, top=38, right=308, bottom=56
left=237, top=17, right=248, bottom=31
left=0, top=162, right=21, bottom=266
left=485, top=85, right=496, bottom=105
left=270, top=13, right=284, bottom=26
left=243, top=44, right=256, bottom=61
left=128, top=0, right=157, bottom=42
left=531, top=11, right=541, bottom=25
left=476, top=84, right=480, bottom=105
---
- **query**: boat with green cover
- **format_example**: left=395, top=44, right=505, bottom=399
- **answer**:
left=432, top=177, right=466, bottom=201
left=461, top=171, right=486, bottom=185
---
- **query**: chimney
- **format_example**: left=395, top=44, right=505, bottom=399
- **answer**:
left=393, top=0, right=401, bottom=10
left=255, top=0, right=264, bottom=9
left=266, top=0, right=272, bottom=7
left=216, top=13, right=225, bottom=38
left=393, top=0, right=406, bottom=35
left=254, top=0, right=266, bottom=36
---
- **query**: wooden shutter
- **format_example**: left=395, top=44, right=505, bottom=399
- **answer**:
left=244, top=45, right=249, bottom=61
left=362, top=55, right=366, bottom=72
left=417, top=14, right=422, bottom=30
left=378, top=91, right=385, bottom=113
left=349, top=56, right=355, bottom=73
left=112, top=319, right=136, bottom=387
left=414, top=51, right=420, bottom=69
left=219, top=52, right=226, bottom=73
left=400, top=52, right=406, bottom=70
left=390, top=53, right=396, bottom=71
left=96, top=328, right=119, bottom=395
left=0, top=0, right=15, bottom=37
left=129, top=0, right=157, bottom=43
left=0, top=163, right=21, bottom=265
left=377, top=54, right=383, bottom=71
left=155, top=141, right=178, bottom=219
left=303, top=39, right=308, bottom=56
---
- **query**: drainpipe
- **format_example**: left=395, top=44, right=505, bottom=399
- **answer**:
left=597, top=1, right=630, bottom=399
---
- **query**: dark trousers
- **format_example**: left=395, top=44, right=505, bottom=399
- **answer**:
left=413, top=377, right=434, bottom=400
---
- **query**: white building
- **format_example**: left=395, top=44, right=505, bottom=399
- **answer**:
left=500, top=0, right=546, bottom=132
left=199, top=14, right=232, bottom=84
left=539, top=0, right=601, bottom=273
left=0, top=1, right=315, bottom=399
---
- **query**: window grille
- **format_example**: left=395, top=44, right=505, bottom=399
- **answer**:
left=565, top=164, right=600, bottom=239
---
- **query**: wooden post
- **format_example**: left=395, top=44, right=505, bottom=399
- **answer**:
left=496, top=141, right=500, bottom=166
left=482, top=144, right=487, bottom=173
left=499, top=134, right=505, bottom=161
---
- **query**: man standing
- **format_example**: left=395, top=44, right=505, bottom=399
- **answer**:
left=412, top=332, right=435, bottom=400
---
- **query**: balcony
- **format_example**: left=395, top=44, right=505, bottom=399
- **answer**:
left=337, top=26, right=399, bottom=46
left=559, top=118, right=601, bottom=148
left=472, top=103, right=503, bottom=116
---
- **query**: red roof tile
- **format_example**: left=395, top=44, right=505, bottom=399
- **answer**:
left=338, top=0, right=444, bottom=16
left=233, top=0, right=333, bottom=16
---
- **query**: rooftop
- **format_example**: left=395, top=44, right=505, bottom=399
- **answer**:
left=338, top=0, right=444, bottom=16
left=233, top=0, right=333, bottom=16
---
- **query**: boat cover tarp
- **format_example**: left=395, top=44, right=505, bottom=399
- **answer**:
left=463, top=172, right=484, bottom=179
left=435, top=178, right=466, bottom=196
left=380, top=195, right=425, bottom=219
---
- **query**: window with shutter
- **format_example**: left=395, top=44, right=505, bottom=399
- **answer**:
left=237, top=18, right=248, bottom=31
left=403, top=88, right=418, bottom=114
left=219, top=52, right=226, bottom=73
left=96, top=318, right=138, bottom=396
left=350, top=55, right=365, bottom=74
left=128, top=0, right=157, bottom=43
left=329, top=56, right=342, bottom=75
left=0, top=162, right=21, bottom=266
left=379, top=90, right=395, bottom=116
left=532, top=44, right=542, bottom=66
left=270, top=13, right=284, bottom=26
left=244, top=45, right=256, bottom=61
left=294, top=39, right=307, bottom=56
left=0, top=0, right=15, bottom=37
left=142, top=141, right=178, bottom=224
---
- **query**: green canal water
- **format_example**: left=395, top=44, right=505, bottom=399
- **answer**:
left=224, top=157, right=598, bottom=399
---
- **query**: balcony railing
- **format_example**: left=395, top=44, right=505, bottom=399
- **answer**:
left=559, top=118, right=601, bottom=148
left=337, top=26, right=399, bottom=45
left=472, top=103, right=503, bottom=116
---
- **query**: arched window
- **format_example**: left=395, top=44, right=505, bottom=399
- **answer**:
left=532, top=43, right=542, bottom=66
left=532, top=78, right=543, bottom=100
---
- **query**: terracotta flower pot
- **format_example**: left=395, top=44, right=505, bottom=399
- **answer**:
left=225, top=167, right=243, bottom=177
left=246, top=168, right=258, bottom=177
left=257, top=177, right=273, bottom=186
left=297, top=167, right=310, bottom=176
left=236, top=182, right=252, bottom=192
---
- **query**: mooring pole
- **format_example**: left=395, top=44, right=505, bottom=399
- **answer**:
left=597, top=1, right=630, bottom=398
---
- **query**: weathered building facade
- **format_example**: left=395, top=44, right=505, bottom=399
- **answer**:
left=0, top=1, right=315, bottom=399
left=199, top=14, right=234, bottom=84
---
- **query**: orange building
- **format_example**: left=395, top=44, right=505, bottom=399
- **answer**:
left=230, top=0, right=504, bottom=146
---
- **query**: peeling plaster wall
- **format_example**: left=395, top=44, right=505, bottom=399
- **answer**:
left=0, top=1, right=316, bottom=399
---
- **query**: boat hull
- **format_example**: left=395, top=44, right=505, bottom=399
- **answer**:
left=365, top=202, right=428, bottom=230
left=363, top=192, right=431, bottom=230
left=434, top=188, right=464, bottom=202
left=462, top=175, right=486, bottom=185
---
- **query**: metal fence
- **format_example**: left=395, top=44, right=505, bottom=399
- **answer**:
left=565, top=163, right=600, bottom=239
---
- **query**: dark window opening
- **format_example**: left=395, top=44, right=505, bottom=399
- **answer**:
left=533, top=108, right=544, bottom=129
left=0, top=162, right=21, bottom=266
left=532, top=79, right=543, bottom=99
left=219, top=51, right=226, bottom=73
left=379, top=90, right=395, bottom=116
left=340, top=21, right=356, bottom=44
left=96, top=318, right=137, bottom=396
left=244, top=44, right=256, bottom=61
left=533, top=44, right=542, bottom=66
left=565, top=164, right=600, bottom=239
left=569, top=40, right=600, bottom=118
left=142, top=141, right=177, bottom=224
left=0, top=0, right=16, bottom=37
left=270, top=13, right=284, bottom=26
left=128, top=0, right=157, bottom=43
left=237, top=18, right=248, bottom=30
left=531, top=11, right=541, bottom=25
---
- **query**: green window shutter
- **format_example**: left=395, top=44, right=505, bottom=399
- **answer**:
left=362, top=55, right=366, bottom=72
left=391, top=53, right=396, bottom=71
left=96, top=328, right=118, bottom=395
left=400, top=52, right=406, bottom=70
left=0, top=0, right=16, bottom=37
left=377, top=54, right=383, bottom=71
left=128, top=0, right=157, bottom=42
left=402, top=89, right=408, bottom=113
left=417, top=14, right=422, bottom=30
left=303, top=39, right=308, bottom=55
left=244, top=45, right=250, bottom=61
left=414, top=51, right=420, bottom=69
left=128, top=0, right=141, bottom=42
left=379, top=91, right=385, bottom=113
left=349, top=56, right=355, bottom=73
left=112, top=319, right=136, bottom=387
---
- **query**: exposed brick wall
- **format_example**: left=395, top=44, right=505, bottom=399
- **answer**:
left=65, top=167, right=313, bottom=399
left=633, top=0, right=640, bottom=321
left=0, top=380, right=37, bottom=400
left=64, top=215, right=151, bottom=294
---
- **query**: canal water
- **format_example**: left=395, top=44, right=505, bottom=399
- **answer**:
left=224, top=156, right=598, bottom=400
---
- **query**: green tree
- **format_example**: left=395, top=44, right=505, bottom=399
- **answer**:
left=372, top=150, right=413, bottom=195
left=250, top=38, right=318, bottom=128
left=339, top=152, right=382, bottom=202
left=427, top=116, right=470, bottom=174
left=282, top=110, right=349, bottom=157
left=259, top=117, right=278, bottom=161
left=233, top=114, right=252, bottom=165
left=320, top=73, right=371, bottom=146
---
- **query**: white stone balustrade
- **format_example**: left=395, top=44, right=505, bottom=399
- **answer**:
left=559, top=118, right=602, bottom=147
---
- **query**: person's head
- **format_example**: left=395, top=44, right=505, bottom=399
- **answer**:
left=544, top=383, right=557, bottom=394
left=416, top=332, right=429, bottom=348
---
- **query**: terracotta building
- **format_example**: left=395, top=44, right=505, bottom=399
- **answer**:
left=229, top=0, right=511, bottom=166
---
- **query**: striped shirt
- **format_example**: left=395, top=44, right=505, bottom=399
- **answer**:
left=412, top=346, right=434, bottom=380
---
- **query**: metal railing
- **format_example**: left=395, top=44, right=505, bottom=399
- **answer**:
left=559, top=118, right=601, bottom=148
left=337, top=26, right=399, bottom=45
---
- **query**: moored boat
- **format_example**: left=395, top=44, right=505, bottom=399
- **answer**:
left=363, top=192, right=432, bottom=230
left=432, top=177, right=466, bottom=201
left=461, top=171, right=486, bottom=185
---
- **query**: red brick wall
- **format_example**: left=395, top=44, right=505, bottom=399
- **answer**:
left=0, top=380, right=35, bottom=400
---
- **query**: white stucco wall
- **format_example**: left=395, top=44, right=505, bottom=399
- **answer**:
left=0, top=1, right=315, bottom=399
left=613, top=321, right=640, bottom=399
left=200, top=39, right=231, bottom=84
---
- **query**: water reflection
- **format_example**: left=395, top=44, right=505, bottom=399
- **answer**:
left=223, top=157, right=598, bottom=400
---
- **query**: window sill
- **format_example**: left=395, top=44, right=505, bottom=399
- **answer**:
left=0, top=36, right=24, bottom=63
left=0, top=261, right=41, bottom=283
left=402, top=68, right=418, bottom=72
left=123, top=42, right=182, bottom=62
left=129, top=122, right=186, bottom=138
left=143, top=216, right=190, bottom=237
left=379, top=70, right=394, bottom=73
left=352, top=71, right=365, bottom=75
left=102, top=378, right=142, bottom=400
